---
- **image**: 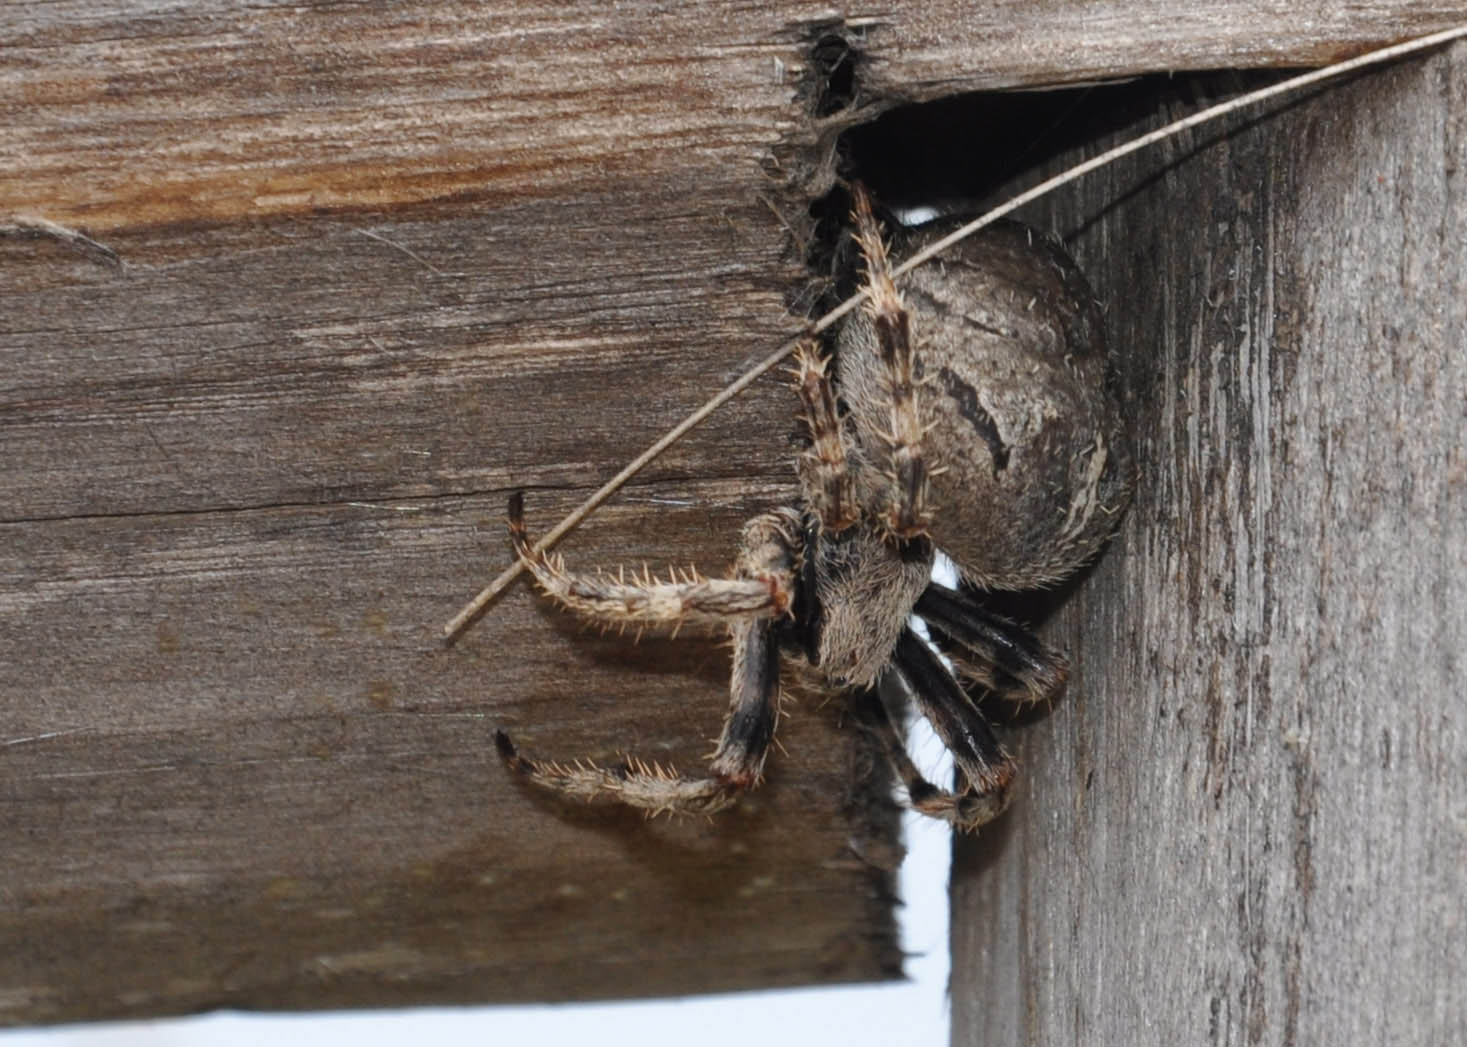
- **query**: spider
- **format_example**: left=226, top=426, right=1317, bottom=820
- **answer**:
left=495, top=187, right=1132, bottom=831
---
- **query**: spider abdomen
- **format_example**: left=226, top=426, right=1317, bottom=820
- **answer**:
left=837, top=220, right=1133, bottom=590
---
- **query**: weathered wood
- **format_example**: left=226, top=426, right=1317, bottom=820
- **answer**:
left=952, top=43, right=1467, bottom=1047
left=0, top=196, right=896, bottom=1021
left=3, top=0, right=1464, bottom=1030
left=5, top=1, right=1465, bottom=234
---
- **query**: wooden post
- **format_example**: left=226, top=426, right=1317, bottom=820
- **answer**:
left=2, top=0, right=1462, bottom=1029
left=952, top=45, right=1467, bottom=1047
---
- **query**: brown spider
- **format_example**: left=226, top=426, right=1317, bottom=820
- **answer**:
left=496, top=187, right=1132, bottom=831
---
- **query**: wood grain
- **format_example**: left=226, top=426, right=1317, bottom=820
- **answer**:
left=951, top=41, right=1467, bottom=1047
left=3, top=0, right=1465, bottom=1029
left=6, top=1, right=1465, bottom=233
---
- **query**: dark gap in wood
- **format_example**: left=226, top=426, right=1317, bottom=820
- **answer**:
left=806, top=31, right=861, bottom=117
left=805, top=70, right=1302, bottom=298
left=852, top=72, right=1304, bottom=211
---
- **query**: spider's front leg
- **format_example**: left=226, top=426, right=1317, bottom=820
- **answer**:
left=498, top=497, right=799, bottom=817
left=852, top=185, right=932, bottom=539
left=506, top=491, right=792, bottom=628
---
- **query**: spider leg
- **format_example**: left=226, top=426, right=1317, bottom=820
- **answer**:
left=496, top=616, right=780, bottom=817
left=915, top=583, right=1069, bottom=705
left=864, top=628, right=1016, bottom=832
left=850, top=686, right=950, bottom=812
left=496, top=729, right=737, bottom=816
left=507, top=492, right=794, bottom=629
left=793, top=338, right=859, bottom=533
left=498, top=501, right=798, bottom=818
left=852, top=185, right=931, bottom=539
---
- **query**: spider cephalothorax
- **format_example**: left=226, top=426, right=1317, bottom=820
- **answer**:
left=496, top=187, right=1131, bottom=831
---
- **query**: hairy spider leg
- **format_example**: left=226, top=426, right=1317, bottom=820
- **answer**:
left=880, top=628, right=1016, bottom=832
left=852, top=185, right=932, bottom=539
left=498, top=495, right=797, bottom=816
left=506, top=492, right=792, bottom=628
left=495, top=616, right=779, bottom=816
left=793, top=338, right=859, bottom=533
left=914, top=583, right=1070, bottom=705
left=851, top=685, right=984, bottom=829
left=495, top=729, right=740, bottom=817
